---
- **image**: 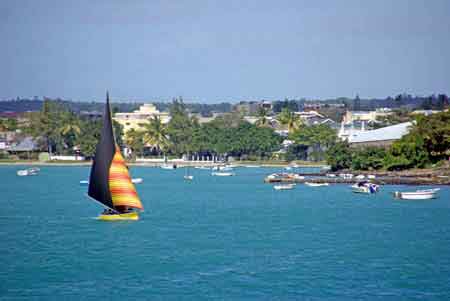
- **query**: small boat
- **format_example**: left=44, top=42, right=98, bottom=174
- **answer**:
left=284, top=166, right=292, bottom=171
left=305, top=182, right=329, bottom=187
left=212, top=165, right=233, bottom=171
left=17, top=167, right=40, bottom=176
left=211, top=172, right=234, bottom=177
left=290, top=174, right=304, bottom=180
left=80, top=178, right=143, bottom=186
left=355, top=175, right=365, bottom=180
left=184, top=167, right=193, bottom=181
left=245, top=165, right=260, bottom=168
left=161, top=164, right=176, bottom=170
left=326, top=173, right=336, bottom=178
left=340, top=173, right=354, bottom=179
left=87, top=92, right=144, bottom=221
left=351, top=181, right=379, bottom=194
left=194, top=166, right=210, bottom=170
left=394, top=188, right=439, bottom=200
left=274, top=183, right=295, bottom=190
left=367, top=175, right=376, bottom=179
left=131, top=178, right=143, bottom=184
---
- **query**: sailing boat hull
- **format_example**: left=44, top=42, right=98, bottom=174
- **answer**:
left=97, top=211, right=139, bottom=221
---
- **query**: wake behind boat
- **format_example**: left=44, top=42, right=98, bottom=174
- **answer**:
left=87, top=92, right=144, bottom=221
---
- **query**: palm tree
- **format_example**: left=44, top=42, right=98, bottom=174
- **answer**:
left=255, top=107, right=271, bottom=128
left=140, top=115, right=170, bottom=156
left=277, top=108, right=302, bottom=133
left=125, top=128, right=145, bottom=158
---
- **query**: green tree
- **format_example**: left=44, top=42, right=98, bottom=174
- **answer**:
left=325, top=140, right=351, bottom=171
left=277, top=108, right=301, bottom=133
left=140, top=116, right=169, bottom=156
left=125, top=128, right=145, bottom=159
left=255, top=107, right=271, bottom=128
left=167, top=98, right=195, bottom=156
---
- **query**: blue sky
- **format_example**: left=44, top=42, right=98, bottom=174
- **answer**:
left=1, top=0, right=449, bottom=102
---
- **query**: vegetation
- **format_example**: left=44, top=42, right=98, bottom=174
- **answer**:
left=326, top=110, right=450, bottom=171
left=287, top=123, right=337, bottom=161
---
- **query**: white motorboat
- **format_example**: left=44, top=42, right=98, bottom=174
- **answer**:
left=80, top=178, right=143, bottom=185
left=305, top=182, right=329, bottom=187
left=351, top=182, right=379, bottom=194
left=394, top=188, right=439, bottom=200
left=284, top=166, right=292, bottom=171
left=17, top=167, right=40, bottom=176
left=184, top=175, right=194, bottom=181
left=274, top=183, right=296, bottom=190
left=355, top=175, right=365, bottom=180
left=326, top=173, right=336, bottom=178
left=244, top=165, right=260, bottom=168
left=211, top=172, right=234, bottom=177
left=367, top=175, right=376, bottom=179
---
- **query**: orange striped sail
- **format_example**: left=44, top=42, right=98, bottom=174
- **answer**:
left=108, top=147, right=143, bottom=210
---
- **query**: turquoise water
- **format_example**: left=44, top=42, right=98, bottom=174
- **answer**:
left=1, top=166, right=450, bottom=300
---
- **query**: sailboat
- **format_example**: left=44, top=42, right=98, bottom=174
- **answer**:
left=87, top=92, right=144, bottom=221
left=184, top=166, right=193, bottom=180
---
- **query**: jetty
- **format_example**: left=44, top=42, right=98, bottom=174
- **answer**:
left=264, top=173, right=450, bottom=186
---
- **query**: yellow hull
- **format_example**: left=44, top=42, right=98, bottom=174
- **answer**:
left=97, top=211, right=139, bottom=221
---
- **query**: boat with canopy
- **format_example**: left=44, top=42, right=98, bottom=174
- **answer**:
left=87, top=92, right=144, bottom=221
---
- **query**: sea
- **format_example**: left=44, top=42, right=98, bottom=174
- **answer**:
left=1, top=165, right=450, bottom=300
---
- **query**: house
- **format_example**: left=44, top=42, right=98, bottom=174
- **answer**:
left=342, top=109, right=392, bottom=125
left=113, top=104, right=170, bottom=134
left=346, top=122, right=412, bottom=148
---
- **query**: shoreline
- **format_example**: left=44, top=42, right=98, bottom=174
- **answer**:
left=0, top=160, right=327, bottom=168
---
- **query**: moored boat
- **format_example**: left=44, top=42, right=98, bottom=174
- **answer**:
left=305, top=182, right=329, bottom=187
left=274, top=183, right=295, bottom=190
left=351, top=181, right=379, bottom=194
left=161, top=164, right=176, bottom=169
left=80, top=178, right=143, bottom=185
left=87, top=92, right=144, bottom=221
left=211, top=171, right=234, bottom=177
left=394, top=188, right=439, bottom=200
left=17, top=167, right=40, bottom=176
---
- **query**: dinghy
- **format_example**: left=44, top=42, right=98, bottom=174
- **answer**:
left=211, top=172, right=234, bottom=177
left=17, top=167, right=40, bottom=176
left=393, top=188, right=440, bottom=200
left=274, top=183, right=295, bottom=190
left=305, top=182, right=329, bottom=187
left=87, top=92, right=144, bottom=221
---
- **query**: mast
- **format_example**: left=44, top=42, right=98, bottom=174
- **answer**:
left=87, top=92, right=116, bottom=209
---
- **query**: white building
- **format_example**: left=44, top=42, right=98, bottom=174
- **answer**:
left=345, top=122, right=413, bottom=147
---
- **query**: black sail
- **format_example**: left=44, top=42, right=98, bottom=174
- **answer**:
left=88, top=92, right=115, bottom=209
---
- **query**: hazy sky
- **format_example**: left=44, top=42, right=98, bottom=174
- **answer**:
left=1, top=0, right=449, bottom=102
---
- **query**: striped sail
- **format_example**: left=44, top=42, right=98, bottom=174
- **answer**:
left=109, top=147, right=143, bottom=210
